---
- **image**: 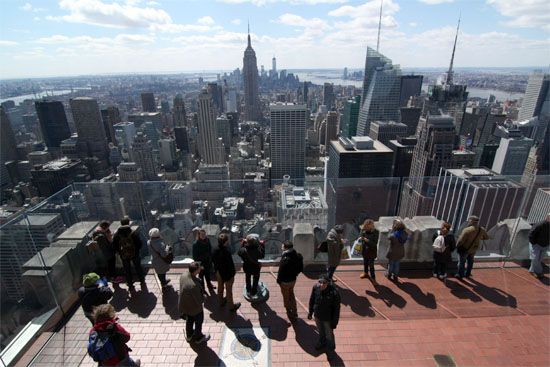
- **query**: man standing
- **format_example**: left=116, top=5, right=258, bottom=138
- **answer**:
left=112, top=217, right=145, bottom=292
left=212, top=233, right=241, bottom=311
left=276, top=240, right=304, bottom=323
left=192, top=228, right=216, bottom=295
left=456, top=215, right=490, bottom=279
left=326, top=225, right=345, bottom=281
left=238, top=234, right=265, bottom=297
left=528, top=214, right=549, bottom=278
left=179, top=262, right=210, bottom=344
left=307, top=274, right=341, bottom=351
left=92, top=220, right=123, bottom=284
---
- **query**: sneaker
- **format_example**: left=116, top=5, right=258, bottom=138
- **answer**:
left=229, top=302, right=241, bottom=312
left=439, top=274, right=447, bottom=280
left=195, top=334, right=211, bottom=344
left=360, top=273, right=367, bottom=279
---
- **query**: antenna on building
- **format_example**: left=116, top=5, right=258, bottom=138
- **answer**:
left=247, top=20, right=251, bottom=47
left=446, top=14, right=461, bottom=86
left=376, top=0, right=383, bottom=52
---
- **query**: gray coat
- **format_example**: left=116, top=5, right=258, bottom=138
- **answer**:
left=327, top=228, right=344, bottom=267
left=178, top=271, right=204, bottom=317
left=148, top=237, right=170, bottom=274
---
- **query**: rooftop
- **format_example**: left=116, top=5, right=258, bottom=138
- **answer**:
left=21, top=263, right=550, bottom=367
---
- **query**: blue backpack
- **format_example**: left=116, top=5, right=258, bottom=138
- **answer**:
left=88, top=329, right=117, bottom=362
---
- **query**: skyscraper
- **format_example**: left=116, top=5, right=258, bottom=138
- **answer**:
left=340, top=96, right=361, bottom=138
left=369, top=121, right=408, bottom=146
left=243, top=26, right=261, bottom=121
left=518, top=73, right=550, bottom=121
left=173, top=94, right=187, bottom=127
left=272, top=56, right=277, bottom=74
left=35, top=101, right=72, bottom=153
left=100, top=106, right=121, bottom=145
left=159, top=138, right=177, bottom=170
left=1, top=107, right=18, bottom=192
left=492, top=130, right=534, bottom=176
left=356, top=47, right=401, bottom=136
left=399, top=75, right=423, bottom=107
left=70, top=97, right=110, bottom=160
left=131, top=131, right=158, bottom=181
left=325, top=111, right=339, bottom=148
left=207, top=82, right=224, bottom=114
left=270, top=103, right=307, bottom=185
left=141, top=92, right=157, bottom=112
left=323, top=83, right=335, bottom=109
left=197, top=89, right=224, bottom=164
left=399, top=114, right=455, bottom=218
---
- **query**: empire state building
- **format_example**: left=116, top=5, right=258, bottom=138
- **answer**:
left=243, top=26, right=261, bottom=121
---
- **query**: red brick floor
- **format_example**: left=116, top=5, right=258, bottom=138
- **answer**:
left=23, top=264, right=550, bottom=367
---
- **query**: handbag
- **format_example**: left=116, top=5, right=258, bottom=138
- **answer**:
left=352, top=238, right=363, bottom=257
left=152, top=245, right=174, bottom=264
left=341, top=247, right=350, bottom=259
left=317, top=240, right=328, bottom=253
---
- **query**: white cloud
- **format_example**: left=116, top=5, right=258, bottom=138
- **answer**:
left=36, top=33, right=155, bottom=45
left=146, top=1, right=160, bottom=5
left=409, top=22, right=418, bottom=27
left=275, top=13, right=329, bottom=29
left=217, top=0, right=346, bottom=5
left=487, top=0, right=550, bottom=31
left=231, top=18, right=242, bottom=25
left=21, top=2, right=46, bottom=12
left=0, top=40, right=18, bottom=46
left=197, top=16, right=215, bottom=25
left=418, top=0, right=453, bottom=4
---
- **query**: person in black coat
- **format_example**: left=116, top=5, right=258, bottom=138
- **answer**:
left=528, top=214, right=550, bottom=278
left=212, top=233, right=241, bottom=311
left=237, top=234, right=265, bottom=296
left=112, top=217, right=145, bottom=292
left=78, top=272, right=113, bottom=324
left=308, top=274, right=341, bottom=351
left=432, top=221, right=456, bottom=280
left=276, top=241, right=304, bottom=322
left=359, top=219, right=379, bottom=281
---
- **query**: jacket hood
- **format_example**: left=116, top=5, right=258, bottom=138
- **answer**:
left=117, top=225, right=132, bottom=235
left=93, top=317, right=117, bottom=331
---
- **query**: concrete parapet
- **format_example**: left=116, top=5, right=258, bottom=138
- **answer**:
left=482, top=218, right=531, bottom=259
left=293, top=223, right=315, bottom=263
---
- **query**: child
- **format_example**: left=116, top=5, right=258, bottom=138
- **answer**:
left=385, top=219, right=409, bottom=281
left=432, top=222, right=455, bottom=279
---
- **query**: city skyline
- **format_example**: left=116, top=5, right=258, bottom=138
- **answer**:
left=0, top=0, right=548, bottom=78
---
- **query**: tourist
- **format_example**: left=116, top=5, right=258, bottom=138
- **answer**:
left=326, top=224, right=345, bottom=281
left=148, top=228, right=172, bottom=289
left=359, top=219, right=379, bottom=281
left=78, top=272, right=113, bottom=325
left=455, top=215, right=490, bottom=279
left=178, top=262, right=210, bottom=344
left=112, top=217, right=145, bottom=292
left=528, top=213, right=549, bottom=278
left=192, top=228, right=216, bottom=295
left=386, top=219, right=409, bottom=281
left=92, top=220, right=123, bottom=284
left=212, top=233, right=241, bottom=311
left=238, top=234, right=265, bottom=296
left=276, top=240, right=304, bottom=322
left=432, top=221, right=456, bottom=280
left=307, top=274, right=341, bottom=351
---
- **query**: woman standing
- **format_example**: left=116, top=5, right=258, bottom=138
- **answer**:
left=148, top=228, right=171, bottom=289
left=432, top=222, right=456, bottom=279
left=386, top=219, right=409, bottom=281
left=192, top=228, right=216, bottom=295
left=359, top=219, right=379, bottom=281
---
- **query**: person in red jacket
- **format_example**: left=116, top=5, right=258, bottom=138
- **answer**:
left=89, top=304, right=140, bottom=366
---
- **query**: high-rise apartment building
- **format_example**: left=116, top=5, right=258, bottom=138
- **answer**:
left=326, top=136, right=394, bottom=227
left=243, top=28, right=261, bottom=121
left=357, top=47, right=401, bottom=136
left=141, top=92, right=157, bottom=112
left=35, top=101, right=72, bottom=153
left=131, top=132, right=158, bottom=181
left=197, top=89, right=224, bottom=164
left=432, top=168, right=526, bottom=230
left=399, top=75, right=423, bottom=107
left=69, top=97, right=110, bottom=160
left=369, top=121, right=408, bottom=146
left=400, top=114, right=455, bottom=218
left=269, top=103, right=307, bottom=185
left=519, top=73, right=550, bottom=121
left=340, top=96, right=361, bottom=138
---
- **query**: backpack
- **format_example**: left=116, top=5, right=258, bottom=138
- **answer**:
left=119, top=232, right=135, bottom=260
left=88, top=329, right=117, bottom=362
left=295, top=253, right=304, bottom=276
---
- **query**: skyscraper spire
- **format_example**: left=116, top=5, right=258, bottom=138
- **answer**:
left=446, top=15, right=461, bottom=86
left=376, top=0, right=383, bottom=52
left=247, top=20, right=251, bottom=48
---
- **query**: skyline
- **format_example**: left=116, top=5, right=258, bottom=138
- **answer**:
left=0, top=0, right=548, bottom=79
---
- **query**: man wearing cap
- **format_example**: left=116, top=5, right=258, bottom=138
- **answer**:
left=528, top=213, right=550, bottom=278
left=456, top=215, right=490, bottom=278
left=307, top=274, right=341, bottom=351
left=78, top=272, right=113, bottom=324
left=178, top=262, right=210, bottom=344
left=326, top=225, right=345, bottom=281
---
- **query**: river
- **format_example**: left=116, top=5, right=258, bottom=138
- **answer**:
left=0, top=89, right=90, bottom=105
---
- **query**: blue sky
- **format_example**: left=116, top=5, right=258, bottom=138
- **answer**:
left=0, top=0, right=548, bottom=78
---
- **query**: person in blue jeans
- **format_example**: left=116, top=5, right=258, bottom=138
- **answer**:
left=528, top=214, right=549, bottom=278
left=385, top=219, right=409, bottom=281
left=455, top=215, right=489, bottom=278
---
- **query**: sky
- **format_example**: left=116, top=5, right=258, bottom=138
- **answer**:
left=0, top=0, right=548, bottom=78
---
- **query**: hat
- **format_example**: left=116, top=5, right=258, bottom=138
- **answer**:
left=83, top=272, right=100, bottom=287
left=149, top=227, right=161, bottom=238
left=468, top=215, right=479, bottom=222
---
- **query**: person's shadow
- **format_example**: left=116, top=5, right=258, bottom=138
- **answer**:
left=338, top=287, right=376, bottom=317
left=445, top=279, right=482, bottom=302
left=462, top=277, right=517, bottom=308
left=190, top=342, right=227, bottom=367
left=109, top=285, right=129, bottom=311
left=161, top=285, right=180, bottom=320
left=327, top=349, right=346, bottom=367
left=292, top=318, right=322, bottom=356
left=126, top=288, right=157, bottom=318
left=252, top=302, right=288, bottom=341
left=395, top=281, right=437, bottom=309
left=365, top=284, right=407, bottom=308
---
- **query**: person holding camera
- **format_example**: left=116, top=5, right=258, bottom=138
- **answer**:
left=307, top=274, right=341, bottom=351
left=212, top=233, right=241, bottom=312
left=78, top=272, right=113, bottom=325
left=326, top=225, right=345, bottom=282
left=238, top=234, right=265, bottom=296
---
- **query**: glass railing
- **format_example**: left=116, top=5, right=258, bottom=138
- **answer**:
left=0, top=173, right=548, bottom=365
